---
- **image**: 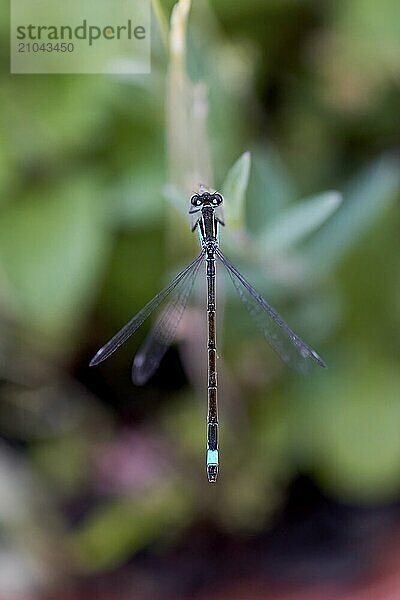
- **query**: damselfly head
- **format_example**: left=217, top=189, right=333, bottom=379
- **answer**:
left=190, top=192, right=223, bottom=208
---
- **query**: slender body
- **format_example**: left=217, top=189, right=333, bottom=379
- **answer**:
left=90, top=189, right=326, bottom=483
left=195, top=200, right=222, bottom=481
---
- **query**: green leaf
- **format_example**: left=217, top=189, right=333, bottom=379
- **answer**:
left=151, top=0, right=169, bottom=50
left=4, top=78, right=113, bottom=162
left=222, top=151, right=251, bottom=229
left=259, top=191, right=342, bottom=254
left=247, top=147, right=298, bottom=234
left=297, top=359, right=400, bottom=501
left=71, top=484, right=191, bottom=572
left=0, top=179, right=109, bottom=347
left=304, top=156, right=400, bottom=270
left=110, top=166, right=164, bottom=227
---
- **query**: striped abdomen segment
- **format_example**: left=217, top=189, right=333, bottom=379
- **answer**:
left=206, top=250, right=218, bottom=482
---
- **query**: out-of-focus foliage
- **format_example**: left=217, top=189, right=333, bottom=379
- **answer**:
left=0, top=178, right=109, bottom=343
left=222, top=151, right=251, bottom=229
left=0, top=0, right=399, bottom=597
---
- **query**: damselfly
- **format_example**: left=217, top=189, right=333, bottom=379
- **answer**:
left=90, top=189, right=326, bottom=482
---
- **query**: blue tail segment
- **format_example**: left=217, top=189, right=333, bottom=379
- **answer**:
left=207, top=449, right=218, bottom=482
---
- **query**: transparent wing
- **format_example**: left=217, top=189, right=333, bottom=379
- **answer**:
left=216, top=248, right=326, bottom=372
left=90, top=251, right=205, bottom=366
left=132, top=256, right=202, bottom=385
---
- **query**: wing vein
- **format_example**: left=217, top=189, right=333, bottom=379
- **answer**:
left=132, top=256, right=202, bottom=384
left=216, top=248, right=325, bottom=370
left=90, top=251, right=205, bottom=366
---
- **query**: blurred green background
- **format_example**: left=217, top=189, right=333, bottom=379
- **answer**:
left=0, top=1, right=399, bottom=599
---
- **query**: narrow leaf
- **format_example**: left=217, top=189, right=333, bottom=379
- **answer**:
left=304, top=156, right=400, bottom=269
left=247, top=147, right=298, bottom=234
left=260, top=191, right=342, bottom=254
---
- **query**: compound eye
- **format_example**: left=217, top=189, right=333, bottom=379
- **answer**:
left=191, top=195, right=201, bottom=206
left=213, top=193, right=223, bottom=205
